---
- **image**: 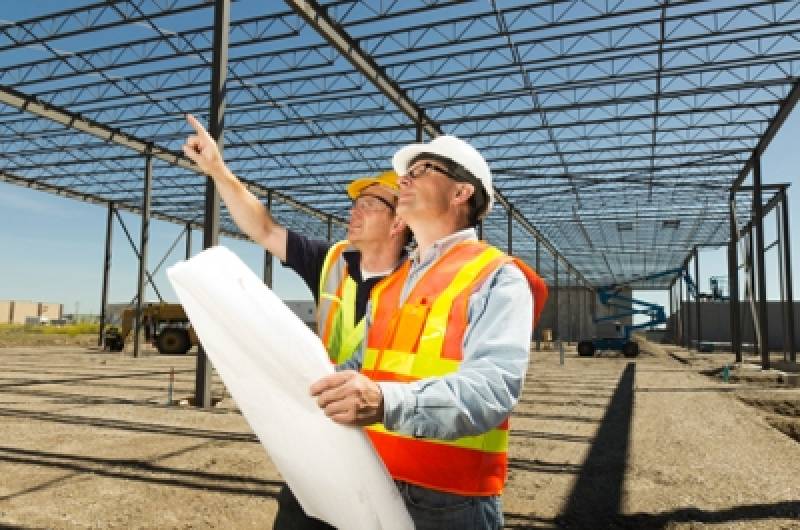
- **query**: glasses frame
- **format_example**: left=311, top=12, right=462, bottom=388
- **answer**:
left=405, top=161, right=455, bottom=180
left=351, top=192, right=396, bottom=213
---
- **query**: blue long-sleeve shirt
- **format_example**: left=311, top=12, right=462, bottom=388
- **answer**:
left=339, top=228, right=534, bottom=440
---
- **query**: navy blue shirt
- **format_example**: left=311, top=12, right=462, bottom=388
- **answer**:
left=282, top=229, right=385, bottom=323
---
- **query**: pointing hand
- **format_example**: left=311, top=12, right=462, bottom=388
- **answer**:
left=183, top=114, right=225, bottom=176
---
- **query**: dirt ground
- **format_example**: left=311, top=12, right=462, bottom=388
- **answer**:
left=0, top=340, right=798, bottom=529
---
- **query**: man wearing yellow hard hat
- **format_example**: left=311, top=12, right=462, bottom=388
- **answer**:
left=183, top=115, right=409, bottom=530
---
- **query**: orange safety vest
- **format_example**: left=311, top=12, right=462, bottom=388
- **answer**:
left=362, top=240, right=548, bottom=496
left=317, top=240, right=364, bottom=363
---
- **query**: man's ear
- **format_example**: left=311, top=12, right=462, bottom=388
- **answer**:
left=452, top=183, right=475, bottom=207
left=389, top=216, right=407, bottom=238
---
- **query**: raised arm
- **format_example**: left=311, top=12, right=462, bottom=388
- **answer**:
left=183, top=114, right=288, bottom=261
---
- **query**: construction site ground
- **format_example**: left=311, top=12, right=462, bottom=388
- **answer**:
left=0, top=339, right=798, bottom=529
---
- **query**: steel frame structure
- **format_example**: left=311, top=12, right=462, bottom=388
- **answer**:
left=2, top=0, right=799, bottom=388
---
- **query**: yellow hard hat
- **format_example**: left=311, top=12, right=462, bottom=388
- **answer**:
left=346, top=170, right=399, bottom=200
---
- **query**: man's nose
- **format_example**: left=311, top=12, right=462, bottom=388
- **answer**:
left=398, top=172, right=412, bottom=187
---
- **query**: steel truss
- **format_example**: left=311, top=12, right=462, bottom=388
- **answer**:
left=1, top=0, right=799, bottom=296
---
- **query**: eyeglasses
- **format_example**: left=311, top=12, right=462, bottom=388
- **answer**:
left=351, top=193, right=395, bottom=212
left=405, top=161, right=454, bottom=180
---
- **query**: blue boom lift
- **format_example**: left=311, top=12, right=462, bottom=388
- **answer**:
left=577, top=267, right=697, bottom=358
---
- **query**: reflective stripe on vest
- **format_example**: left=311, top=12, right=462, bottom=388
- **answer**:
left=317, top=240, right=364, bottom=364
left=362, top=240, right=547, bottom=496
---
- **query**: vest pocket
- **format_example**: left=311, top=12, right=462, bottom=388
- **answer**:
left=390, top=301, right=430, bottom=351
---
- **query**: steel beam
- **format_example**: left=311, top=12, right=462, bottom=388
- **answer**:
left=98, top=202, right=114, bottom=347
left=264, top=191, right=273, bottom=288
left=753, top=156, right=769, bottom=369
left=133, top=152, right=153, bottom=359
left=185, top=222, right=192, bottom=260
left=196, top=0, right=229, bottom=409
left=694, top=246, right=701, bottom=350
left=780, top=189, right=796, bottom=363
left=729, top=198, right=742, bottom=362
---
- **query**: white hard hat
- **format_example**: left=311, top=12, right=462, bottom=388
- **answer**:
left=392, top=135, right=494, bottom=219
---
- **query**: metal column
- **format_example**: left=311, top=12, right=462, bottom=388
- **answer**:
left=753, top=156, right=769, bottom=369
left=196, top=0, right=229, bottom=408
left=535, top=237, right=541, bottom=350
left=326, top=214, right=333, bottom=242
left=185, top=222, right=192, bottom=260
left=264, top=192, right=273, bottom=288
left=729, top=198, right=742, bottom=362
left=668, top=280, right=673, bottom=342
left=780, top=189, right=796, bottom=362
left=507, top=205, right=513, bottom=255
left=566, top=268, right=572, bottom=343
left=98, top=202, right=114, bottom=347
left=553, top=254, right=559, bottom=341
left=694, top=246, right=701, bottom=349
left=133, top=153, right=153, bottom=359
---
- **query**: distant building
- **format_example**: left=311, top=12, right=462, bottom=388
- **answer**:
left=0, top=300, right=63, bottom=324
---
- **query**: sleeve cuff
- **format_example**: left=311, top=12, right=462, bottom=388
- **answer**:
left=378, top=381, right=416, bottom=431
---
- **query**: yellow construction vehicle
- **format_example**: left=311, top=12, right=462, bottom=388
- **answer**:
left=104, top=303, right=199, bottom=355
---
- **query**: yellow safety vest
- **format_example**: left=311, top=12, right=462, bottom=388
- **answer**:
left=317, top=240, right=365, bottom=363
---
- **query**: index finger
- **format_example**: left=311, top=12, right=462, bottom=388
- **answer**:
left=186, top=114, right=211, bottom=138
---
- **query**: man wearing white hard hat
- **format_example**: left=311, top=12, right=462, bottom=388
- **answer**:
left=311, top=135, right=548, bottom=529
left=183, top=115, right=410, bottom=529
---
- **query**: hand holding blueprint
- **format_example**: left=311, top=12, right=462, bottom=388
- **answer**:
left=167, top=246, right=412, bottom=530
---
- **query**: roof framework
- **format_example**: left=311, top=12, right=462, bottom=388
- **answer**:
left=1, top=0, right=798, bottom=289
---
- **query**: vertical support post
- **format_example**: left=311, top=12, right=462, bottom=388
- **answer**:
left=566, top=268, right=572, bottom=343
left=196, top=0, right=229, bottom=408
left=668, top=280, right=673, bottom=342
left=98, top=202, right=114, bottom=347
left=780, top=189, right=796, bottom=362
left=263, top=191, right=273, bottom=288
left=683, top=270, right=690, bottom=349
left=185, top=222, right=192, bottom=260
left=553, top=254, right=560, bottom=342
left=416, top=113, right=424, bottom=142
left=535, top=237, right=541, bottom=350
left=326, top=214, right=333, bottom=242
left=507, top=206, right=513, bottom=255
left=694, top=246, right=701, bottom=350
left=477, top=220, right=484, bottom=240
left=747, top=227, right=756, bottom=351
left=753, top=155, right=769, bottom=369
left=133, top=152, right=153, bottom=359
left=729, top=198, right=741, bottom=362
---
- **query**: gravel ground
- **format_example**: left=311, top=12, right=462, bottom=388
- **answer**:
left=0, top=343, right=798, bottom=529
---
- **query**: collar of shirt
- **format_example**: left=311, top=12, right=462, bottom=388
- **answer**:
left=343, top=247, right=408, bottom=283
left=409, top=227, right=478, bottom=268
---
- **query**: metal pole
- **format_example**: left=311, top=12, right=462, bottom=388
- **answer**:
left=780, top=189, right=796, bottom=362
left=264, top=191, right=273, bottom=288
left=185, top=222, right=192, bottom=260
left=326, top=214, right=333, bottom=242
left=133, top=153, right=153, bottom=359
left=729, top=198, right=742, bottom=362
left=668, top=280, right=673, bottom=343
left=477, top=220, right=483, bottom=240
left=694, top=246, right=701, bottom=350
left=749, top=227, right=757, bottom=350
left=553, top=254, right=560, bottom=342
left=196, top=0, right=229, bottom=408
left=535, top=237, right=541, bottom=350
left=566, top=268, right=572, bottom=343
left=753, top=155, right=769, bottom=369
left=98, top=202, right=114, bottom=347
left=507, top=205, right=513, bottom=255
